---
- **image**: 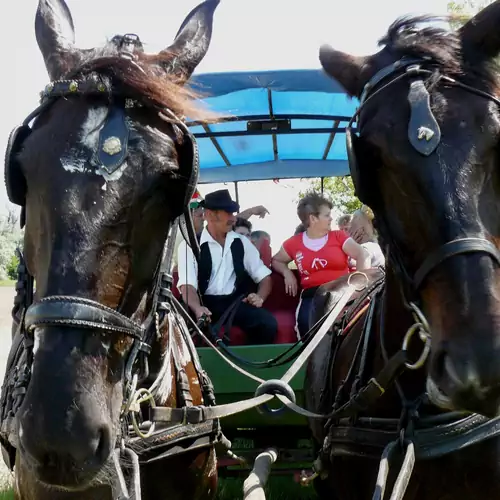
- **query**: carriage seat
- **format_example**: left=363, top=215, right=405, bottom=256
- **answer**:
left=255, top=237, right=272, bottom=267
left=171, top=269, right=301, bottom=346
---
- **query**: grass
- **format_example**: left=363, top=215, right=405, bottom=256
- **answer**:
left=0, top=476, right=317, bottom=499
left=0, top=280, right=14, bottom=287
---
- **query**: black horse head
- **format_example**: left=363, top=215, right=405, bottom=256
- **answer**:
left=12, top=0, right=219, bottom=489
left=320, top=6, right=500, bottom=417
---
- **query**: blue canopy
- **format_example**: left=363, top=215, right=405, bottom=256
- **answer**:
left=188, top=69, right=358, bottom=184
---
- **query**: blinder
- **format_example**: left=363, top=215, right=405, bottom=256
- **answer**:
left=4, top=77, right=114, bottom=208
left=4, top=125, right=31, bottom=207
left=345, top=129, right=379, bottom=208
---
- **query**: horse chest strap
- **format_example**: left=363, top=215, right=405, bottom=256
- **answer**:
left=407, top=77, right=441, bottom=156
left=97, top=106, right=130, bottom=174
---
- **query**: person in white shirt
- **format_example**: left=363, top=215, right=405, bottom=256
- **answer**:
left=177, top=189, right=277, bottom=344
left=337, top=213, right=352, bottom=233
left=348, top=206, right=385, bottom=268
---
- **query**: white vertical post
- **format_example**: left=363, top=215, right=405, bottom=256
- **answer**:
left=242, top=448, right=278, bottom=500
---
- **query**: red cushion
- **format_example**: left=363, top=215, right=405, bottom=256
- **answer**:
left=264, top=271, right=301, bottom=312
left=257, top=239, right=272, bottom=267
left=273, top=310, right=299, bottom=344
left=225, top=326, right=246, bottom=346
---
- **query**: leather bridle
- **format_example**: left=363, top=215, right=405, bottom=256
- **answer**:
left=346, top=57, right=500, bottom=299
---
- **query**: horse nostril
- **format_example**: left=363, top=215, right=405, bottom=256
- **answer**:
left=94, top=427, right=112, bottom=463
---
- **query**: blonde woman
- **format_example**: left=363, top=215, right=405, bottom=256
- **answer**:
left=349, top=205, right=385, bottom=268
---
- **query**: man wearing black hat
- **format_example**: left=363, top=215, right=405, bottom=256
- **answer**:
left=177, top=189, right=277, bottom=344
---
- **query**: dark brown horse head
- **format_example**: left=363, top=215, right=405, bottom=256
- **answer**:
left=320, top=5, right=500, bottom=417
left=14, top=0, right=219, bottom=489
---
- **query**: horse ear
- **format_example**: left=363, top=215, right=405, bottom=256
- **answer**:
left=159, top=0, right=220, bottom=82
left=319, top=44, right=366, bottom=98
left=35, top=0, right=81, bottom=80
left=459, top=1, right=500, bottom=61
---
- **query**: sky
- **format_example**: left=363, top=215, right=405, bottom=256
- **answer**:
left=0, top=0, right=453, bottom=248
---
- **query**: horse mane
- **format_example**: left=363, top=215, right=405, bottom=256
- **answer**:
left=378, top=15, right=499, bottom=89
left=69, top=45, right=219, bottom=123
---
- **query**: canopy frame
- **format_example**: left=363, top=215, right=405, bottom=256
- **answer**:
left=187, top=69, right=359, bottom=184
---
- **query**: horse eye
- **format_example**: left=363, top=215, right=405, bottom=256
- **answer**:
left=114, top=336, right=133, bottom=355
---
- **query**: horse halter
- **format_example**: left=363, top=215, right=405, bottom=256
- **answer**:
left=345, top=56, right=500, bottom=294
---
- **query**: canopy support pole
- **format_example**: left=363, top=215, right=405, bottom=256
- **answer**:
left=202, top=124, right=231, bottom=166
left=234, top=182, right=239, bottom=205
left=267, top=89, right=279, bottom=161
left=323, top=119, right=341, bottom=160
left=321, top=177, right=324, bottom=195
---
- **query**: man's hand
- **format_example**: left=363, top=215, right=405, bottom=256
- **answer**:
left=194, top=306, right=212, bottom=321
left=252, top=205, right=270, bottom=219
left=243, top=293, right=264, bottom=308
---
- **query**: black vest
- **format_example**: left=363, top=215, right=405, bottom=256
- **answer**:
left=198, top=238, right=255, bottom=296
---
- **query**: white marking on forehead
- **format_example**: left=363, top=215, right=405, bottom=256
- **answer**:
left=60, top=152, right=87, bottom=174
left=81, top=107, right=108, bottom=150
left=60, top=106, right=131, bottom=181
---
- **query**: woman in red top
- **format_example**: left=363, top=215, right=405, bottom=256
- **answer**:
left=272, top=192, right=370, bottom=339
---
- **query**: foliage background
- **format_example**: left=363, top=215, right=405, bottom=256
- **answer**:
left=0, top=208, right=22, bottom=281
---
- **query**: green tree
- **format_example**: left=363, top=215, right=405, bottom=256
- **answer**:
left=0, top=207, right=24, bottom=281
left=6, top=253, right=19, bottom=281
left=299, top=177, right=362, bottom=216
left=447, top=0, right=494, bottom=29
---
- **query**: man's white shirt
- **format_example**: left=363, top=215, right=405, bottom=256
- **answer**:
left=177, top=228, right=271, bottom=295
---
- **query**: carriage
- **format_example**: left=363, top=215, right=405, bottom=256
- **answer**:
left=172, top=67, right=359, bottom=478
left=6, top=1, right=500, bottom=499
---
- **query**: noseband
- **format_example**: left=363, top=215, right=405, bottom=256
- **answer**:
left=346, top=57, right=500, bottom=295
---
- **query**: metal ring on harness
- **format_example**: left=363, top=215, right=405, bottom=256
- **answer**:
left=254, top=379, right=296, bottom=416
left=407, top=301, right=431, bottom=333
left=347, top=271, right=369, bottom=292
left=401, top=322, right=431, bottom=370
left=129, top=388, right=156, bottom=439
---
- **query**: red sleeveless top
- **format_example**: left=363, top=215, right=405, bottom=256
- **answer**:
left=282, top=230, right=350, bottom=289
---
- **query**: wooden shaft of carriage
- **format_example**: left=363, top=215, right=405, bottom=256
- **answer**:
left=243, top=448, right=278, bottom=500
